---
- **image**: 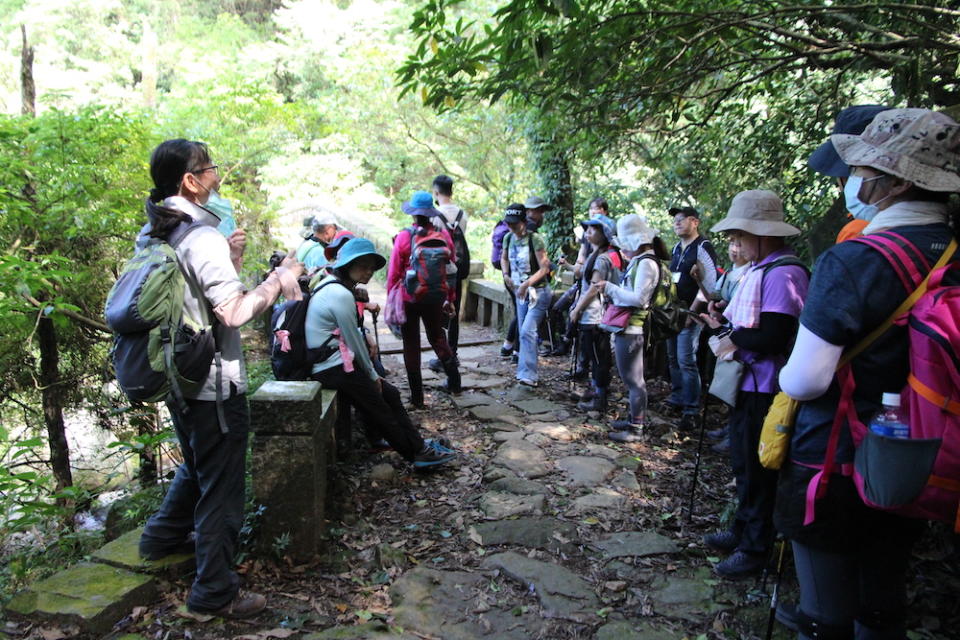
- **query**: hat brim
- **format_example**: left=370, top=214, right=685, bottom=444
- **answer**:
left=503, top=215, right=525, bottom=224
left=831, top=133, right=960, bottom=192
left=333, top=252, right=387, bottom=271
left=710, top=218, right=800, bottom=237
left=808, top=139, right=849, bottom=178
left=401, top=202, right=443, bottom=217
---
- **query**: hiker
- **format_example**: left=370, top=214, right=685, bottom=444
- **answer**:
left=297, top=211, right=339, bottom=273
left=137, top=139, right=305, bottom=618
left=568, top=214, right=622, bottom=413
left=501, top=204, right=552, bottom=387
left=386, top=191, right=462, bottom=407
left=699, top=190, right=809, bottom=579
left=666, top=206, right=719, bottom=428
left=777, top=108, right=960, bottom=639
left=430, top=175, right=470, bottom=371
left=491, top=205, right=520, bottom=359
left=593, top=214, right=668, bottom=442
left=307, top=237, right=456, bottom=468
left=524, top=195, right=552, bottom=233
left=808, top=105, right=891, bottom=245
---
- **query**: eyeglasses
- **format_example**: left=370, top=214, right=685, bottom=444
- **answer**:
left=192, top=165, right=219, bottom=175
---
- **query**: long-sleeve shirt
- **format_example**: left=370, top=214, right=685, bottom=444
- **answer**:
left=604, top=252, right=660, bottom=334
left=386, top=222, right=457, bottom=304
left=305, top=275, right=378, bottom=381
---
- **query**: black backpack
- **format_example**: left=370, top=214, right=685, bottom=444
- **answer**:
left=270, top=278, right=352, bottom=381
left=443, top=209, right=471, bottom=275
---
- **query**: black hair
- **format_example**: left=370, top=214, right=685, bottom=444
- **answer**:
left=146, top=139, right=211, bottom=238
left=589, top=197, right=609, bottom=213
left=432, top=174, right=453, bottom=197
left=653, top=236, right=670, bottom=260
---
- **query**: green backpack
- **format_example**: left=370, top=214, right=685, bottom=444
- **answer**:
left=644, top=256, right=688, bottom=343
left=105, top=222, right=220, bottom=419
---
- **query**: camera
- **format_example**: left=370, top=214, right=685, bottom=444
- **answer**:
left=268, top=250, right=287, bottom=270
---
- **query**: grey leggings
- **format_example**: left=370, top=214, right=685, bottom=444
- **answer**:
left=614, top=332, right=647, bottom=424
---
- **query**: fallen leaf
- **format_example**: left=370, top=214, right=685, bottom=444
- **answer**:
left=174, top=605, right=214, bottom=622
left=262, top=628, right=298, bottom=638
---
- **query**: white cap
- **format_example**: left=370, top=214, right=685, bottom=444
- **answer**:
left=881, top=392, right=901, bottom=407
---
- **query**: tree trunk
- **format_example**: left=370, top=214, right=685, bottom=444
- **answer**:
left=20, top=25, right=35, bottom=116
left=526, top=116, right=575, bottom=254
left=137, top=408, right=159, bottom=489
left=37, top=316, right=73, bottom=506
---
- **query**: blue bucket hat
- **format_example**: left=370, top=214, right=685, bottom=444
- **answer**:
left=401, top=190, right=443, bottom=217
left=808, top=105, right=890, bottom=177
left=332, top=237, right=386, bottom=270
left=580, top=214, right=617, bottom=244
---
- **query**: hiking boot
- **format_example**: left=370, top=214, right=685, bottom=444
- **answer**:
left=430, top=356, right=459, bottom=373
left=511, top=352, right=519, bottom=364
left=714, top=550, right=766, bottom=579
left=678, top=413, right=697, bottom=430
left=577, top=393, right=607, bottom=413
left=500, top=345, right=515, bottom=358
left=548, top=340, right=570, bottom=357
left=440, top=358, right=462, bottom=394
left=609, top=419, right=642, bottom=431
left=659, top=400, right=683, bottom=416
left=775, top=601, right=800, bottom=632
left=517, top=378, right=538, bottom=388
left=711, top=439, right=731, bottom=454
left=703, top=530, right=740, bottom=553
left=414, top=439, right=456, bottom=469
left=574, top=388, right=596, bottom=402
left=609, top=427, right=643, bottom=443
left=140, top=537, right=195, bottom=561
left=408, top=370, right=424, bottom=408
left=706, top=427, right=728, bottom=441
left=190, top=591, right=267, bottom=619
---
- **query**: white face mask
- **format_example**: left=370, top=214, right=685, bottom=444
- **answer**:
left=844, top=174, right=889, bottom=221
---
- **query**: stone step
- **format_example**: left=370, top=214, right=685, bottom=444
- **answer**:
left=5, top=562, right=156, bottom=634
left=92, top=527, right=195, bottom=579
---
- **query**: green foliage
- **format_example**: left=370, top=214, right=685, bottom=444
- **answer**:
left=0, top=528, right=103, bottom=606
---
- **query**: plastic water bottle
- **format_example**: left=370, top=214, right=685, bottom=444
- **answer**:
left=868, top=393, right=910, bottom=439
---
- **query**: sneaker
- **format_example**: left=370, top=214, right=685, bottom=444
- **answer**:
left=427, top=436, right=453, bottom=450
left=711, top=439, right=731, bottom=454
left=714, top=550, right=766, bottom=579
left=517, top=378, right=538, bottom=388
left=609, top=428, right=643, bottom=443
left=140, top=537, right=195, bottom=561
left=608, top=420, right=642, bottom=431
left=511, top=352, right=519, bottom=364
left=500, top=345, right=514, bottom=358
left=660, top=400, right=683, bottom=415
left=190, top=591, right=267, bottom=619
left=706, top=427, right=728, bottom=441
left=577, top=397, right=606, bottom=412
left=428, top=358, right=443, bottom=372
left=414, top=439, right=456, bottom=469
left=775, top=601, right=800, bottom=632
left=547, top=342, right=570, bottom=357
left=703, top=530, right=740, bottom=553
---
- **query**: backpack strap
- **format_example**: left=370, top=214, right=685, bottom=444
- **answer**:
left=851, top=232, right=929, bottom=291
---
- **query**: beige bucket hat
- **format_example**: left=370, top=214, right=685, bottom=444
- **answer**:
left=710, top=190, right=800, bottom=237
left=616, top=214, right=658, bottom=251
left=831, top=108, right=960, bottom=192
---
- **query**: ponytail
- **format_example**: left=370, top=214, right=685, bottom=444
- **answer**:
left=146, top=139, right=211, bottom=239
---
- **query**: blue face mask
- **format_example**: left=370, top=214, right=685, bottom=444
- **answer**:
left=843, top=174, right=887, bottom=222
left=205, top=190, right=237, bottom=237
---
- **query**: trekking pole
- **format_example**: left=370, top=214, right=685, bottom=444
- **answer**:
left=686, top=344, right=715, bottom=524
left=764, top=537, right=788, bottom=640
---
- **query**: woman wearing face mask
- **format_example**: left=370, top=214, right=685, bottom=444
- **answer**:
left=138, top=139, right=305, bottom=618
left=778, top=109, right=960, bottom=639
left=307, top=238, right=456, bottom=469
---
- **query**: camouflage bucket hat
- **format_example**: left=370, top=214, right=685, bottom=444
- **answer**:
left=831, top=108, right=960, bottom=192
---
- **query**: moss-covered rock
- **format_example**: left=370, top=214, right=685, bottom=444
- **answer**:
left=92, top=527, right=194, bottom=579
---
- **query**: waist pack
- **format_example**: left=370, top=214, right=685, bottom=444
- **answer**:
left=105, top=221, right=219, bottom=414
left=806, top=232, right=960, bottom=530
left=271, top=277, right=352, bottom=380
left=404, top=226, right=456, bottom=304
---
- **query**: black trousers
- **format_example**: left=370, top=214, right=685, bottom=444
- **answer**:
left=140, top=393, right=249, bottom=611
left=579, top=324, right=610, bottom=390
left=727, top=390, right=778, bottom=555
left=447, top=272, right=465, bottom=354
left=312, top=366, right=423, bottom=461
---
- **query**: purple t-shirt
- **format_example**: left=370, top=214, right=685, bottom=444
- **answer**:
left=737, top=249, right=809, bottom=393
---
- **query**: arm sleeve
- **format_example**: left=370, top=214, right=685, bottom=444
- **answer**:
left=213, top=267, right=301, bottom=328
left=387, top=231, right=409, bottom=294
left=730, top=312, right=799, bottom=355
left=779, top=324, right=844, bottom=400
left=330, top=288, right=379, bottom=381
left=607, top=258, right=658, bottom=308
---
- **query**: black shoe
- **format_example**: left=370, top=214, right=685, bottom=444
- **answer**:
left=441, top=358, right=462, bottom=393
left=609, top=419, right=643, bottom=431
left=609, top=427, right=643, bottom=443
left=678, top=413, right=697, bottom=430
left=140, top=538, right=195, bottom=561
left=703, top=530, right=740, bottom=553
left=428, top=358, right=443, bottom=372
left=706, top=427, right=728, bottom=441
left=711, top=439, right=731, bottom=454
left=775, top=601, right=800, bottom=632
left=714, top=550, right=766, bottom=579
left=548, top=341, right=570, bottom=357
left=511, top=353, right=518, bottom=364
left=500, top=346, right=514, bottom=358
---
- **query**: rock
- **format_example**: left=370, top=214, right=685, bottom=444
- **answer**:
left=595, top=621, right=677, bottom=640
left=556, top=456, right=614, bottom=487
left=504, top=385, right=538, bottom=401
left=612, top=470, right=641, bottom=492
left=568, top=488, right=626, bottom=514
left=486, top=421, right=522, bottom=433
left=452, top=393, right=496, bottom=409
left=604, top=581, right=628, bottom=592
left=523, top=433, right=550, bottom=446
left=483, top=467, right=513, bottom=482
left=483, top=552, right=600, bottom=622
left=368, top=463, right=397, bottom=484
left=5, top=562, right=156, bottom=634
left=91, top=528, right=194, bottom=579
left=525, top=422, right=576, bottom=441
left=583, top=444, right=619, bottom=460
left=529, top=410, right=570, bottom=421
left=102, top=486, right=163, bottom=542
left=497, top=414, right=528, bottom=427
left=649, top=571, right=720, bottom=621
left=304, top=620, right=420, bottom=639
left=512, top=399, right=563, bottom=415
left=467, top=518, right=577, bottom=552
left=390, top=567, right=540, bottom=640
left=615, top=454, right=641, bottom=470
left=487, top=476, right=548, bottom=495
left=376, top=544, right=408, bottom=570
left=468, top=403, right=515, bottom=422
left=492, top=440, right=551, bottom=478
left=460, top=375, right=506, bottom=390
left=479, top=491, right=545, bottom=519
left=593, top=531, right=680, bottom=559
left=493, top=430, right=524, bottom=442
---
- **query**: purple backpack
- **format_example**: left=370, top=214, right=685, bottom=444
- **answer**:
left=490, top=221, right=510, bottom=270
left=807, top=232, right=960, bottom=532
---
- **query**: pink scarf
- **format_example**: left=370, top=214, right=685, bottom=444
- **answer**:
left=724, top=264, right=764, bottom=329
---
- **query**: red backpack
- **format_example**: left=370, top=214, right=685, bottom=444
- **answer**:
left=403, top=226, right=454, bottom=304
left=807, top=232, right=960, bottom=530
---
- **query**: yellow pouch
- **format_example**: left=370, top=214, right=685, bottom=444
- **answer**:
left=758, top=391, right=799, bottom=470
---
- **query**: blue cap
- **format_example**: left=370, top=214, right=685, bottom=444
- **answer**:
left=401, top=190, right=442, bottom=217
left=808, top=105, right=890, bottom=177
left=332, top=237, right=386, bottom=270
left=580, top=214, right=617, bottom=243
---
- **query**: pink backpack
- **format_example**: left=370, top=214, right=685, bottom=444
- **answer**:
left=806, top=232, right=960, bottom=531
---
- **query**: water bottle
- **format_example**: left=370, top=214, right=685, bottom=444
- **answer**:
left=868, top=393, right=910, bottom=439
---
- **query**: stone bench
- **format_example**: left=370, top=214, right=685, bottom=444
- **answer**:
left=249, top=380, right=341, bottom=562
left=463, top=279, right=514, bottom=331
